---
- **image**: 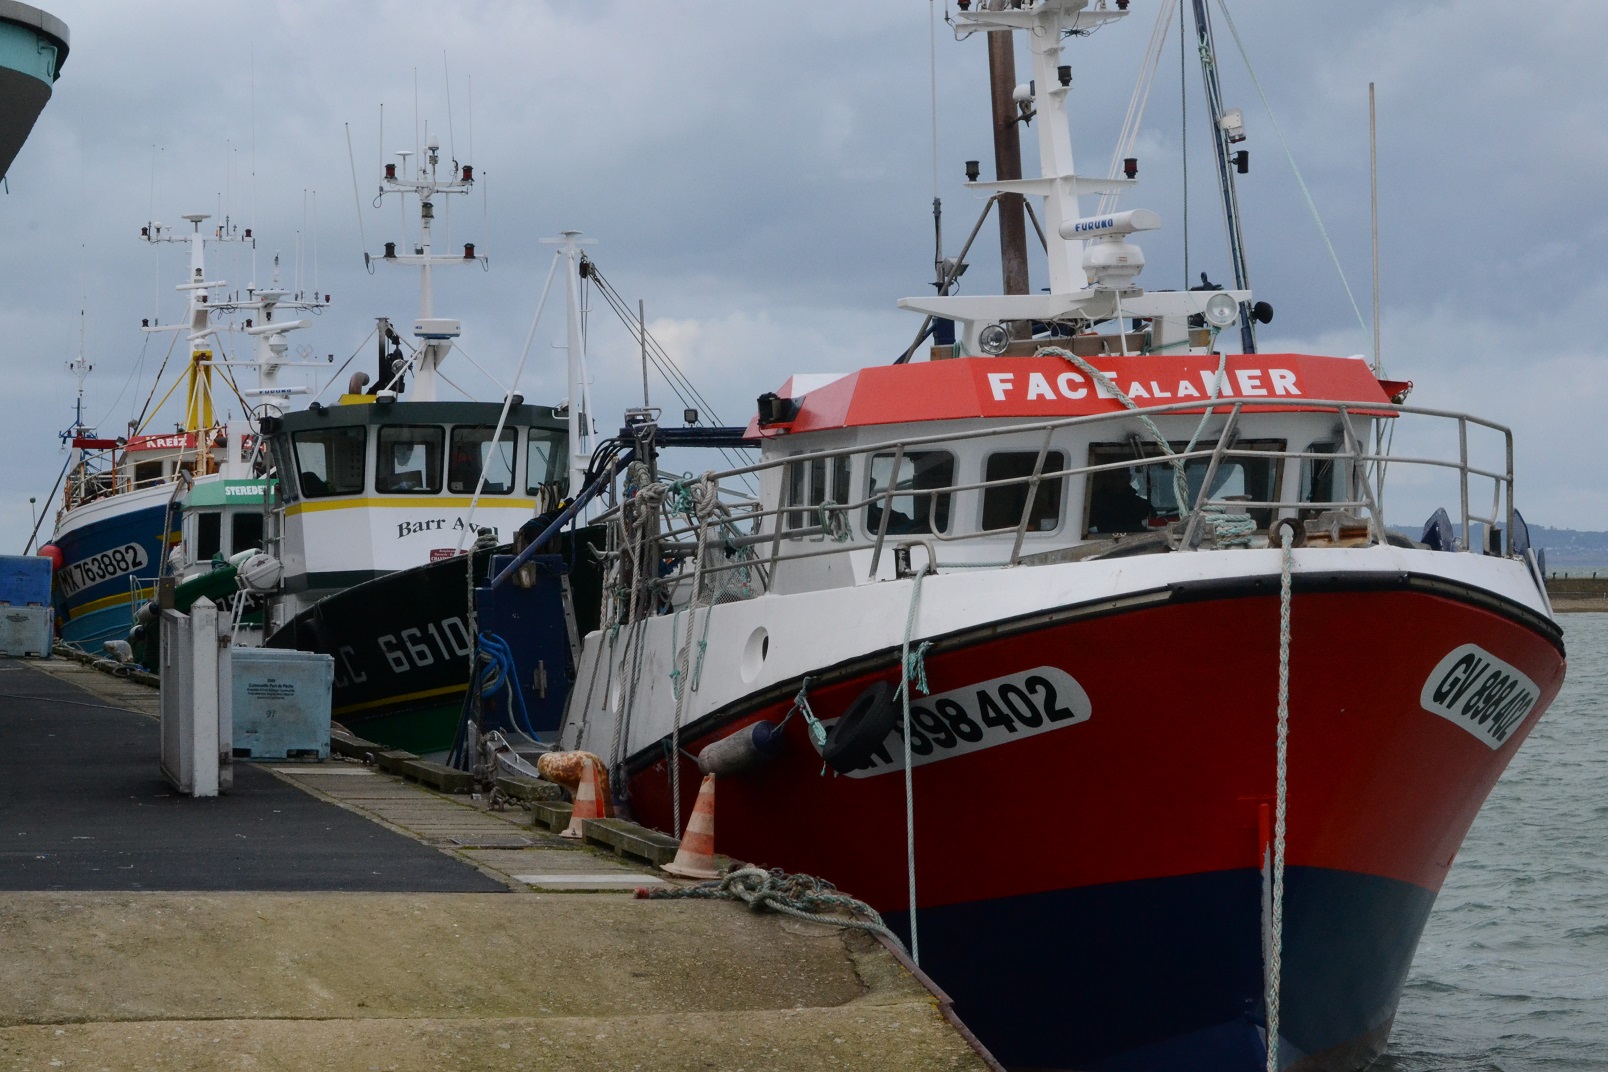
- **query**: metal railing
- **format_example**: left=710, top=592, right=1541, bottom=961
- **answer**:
left=593, top=397, right=1514, bottom=623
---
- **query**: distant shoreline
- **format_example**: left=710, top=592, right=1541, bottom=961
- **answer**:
left=1548, top=599, right=1608, bottom=615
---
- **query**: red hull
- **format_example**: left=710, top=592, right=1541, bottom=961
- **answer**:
left=619, top=584, right=1563, bottom=1068
left=631, top=587, right=1562, bottom=907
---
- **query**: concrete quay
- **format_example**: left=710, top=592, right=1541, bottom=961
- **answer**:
left=0, top=656, right=994, bottom=1072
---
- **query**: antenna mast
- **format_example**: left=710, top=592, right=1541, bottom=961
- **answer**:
left=1190, top=0, right=1256, bottom=352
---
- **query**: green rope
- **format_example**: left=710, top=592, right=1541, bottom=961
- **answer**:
left=777, top=675, right=830, bottom=778
left=1036, top=345, right=1253, bottom=546
left=817, top=499, right=851, bottom=542
left=1037, top=346, right=1192, bottom=507
left=639, top=866, right=907, bottom=952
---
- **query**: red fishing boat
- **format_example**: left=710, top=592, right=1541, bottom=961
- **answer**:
left=554, top=3, right=1565, bottom=1068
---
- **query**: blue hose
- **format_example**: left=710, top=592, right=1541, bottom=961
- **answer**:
left=447, top=631, right=536, bottom=770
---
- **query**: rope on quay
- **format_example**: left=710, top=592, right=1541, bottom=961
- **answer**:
left=637, top=866, right=907, bottom=953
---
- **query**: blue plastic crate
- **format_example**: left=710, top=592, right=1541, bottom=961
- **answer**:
left=0, top=555, right=52, bottom=606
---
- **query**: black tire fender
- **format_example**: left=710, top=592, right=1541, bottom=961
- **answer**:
left=822, top=680, right=898, bottom=773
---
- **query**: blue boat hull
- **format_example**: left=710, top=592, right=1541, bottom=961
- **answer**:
left=51, top=501, right=169, bottom=648
left=895, top=865, right=1433, bottom=1071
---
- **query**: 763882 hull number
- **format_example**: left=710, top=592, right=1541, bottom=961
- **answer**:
left=829, top=665, right=1093, bottom=779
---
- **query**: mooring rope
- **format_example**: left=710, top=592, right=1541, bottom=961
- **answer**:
left=1035, top=345, right=1253, bottom=546
left=639, top=866, right=906, bottom=952
left=894, top=567, right=933, bottom=965
left=1266, top=523, right=1295, bottom=1070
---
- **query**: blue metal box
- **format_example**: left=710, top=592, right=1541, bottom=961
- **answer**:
left=0, top=555, right=52, bottom=607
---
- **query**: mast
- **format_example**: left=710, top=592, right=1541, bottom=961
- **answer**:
left=374, top=135, right=482, bottom=401
left=543, top=230, right=596, bottom=497
left=987, top=30, right=1030, bottom=300
left=1189, top=0, right=1256, bottom=353
left=142, top=219, right=325, bottom=439
left=180, top=214, right=218, bottom=431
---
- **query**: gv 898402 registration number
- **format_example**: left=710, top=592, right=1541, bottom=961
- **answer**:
left=828, top=666, right=1092, bottom=779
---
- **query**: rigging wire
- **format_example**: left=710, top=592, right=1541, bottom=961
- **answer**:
left=1213, top=0, right=1371, bottom=349
left=130, top=329, right=182, bottom=434
left=22, top=453, right=72, bottom=554
left=96, top=334, right=152, bottom=431
left=582, top=262, right=756, bottom=488
left=443, top=52, right=457, bottom=166
left=307, top=325, right=378, bottom=406
left=345, top=123, right=374, bottom=272
left=1099, top=1, right=1177, bottom=215
left=1180, top=0, right=1190, bottom=289
left=928, top=0, right=941, bottom=202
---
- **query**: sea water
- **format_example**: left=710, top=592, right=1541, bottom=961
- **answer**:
left=1377, top=613, right=1608, bottom=1071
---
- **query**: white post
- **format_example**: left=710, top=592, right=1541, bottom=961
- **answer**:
left=190, top=596, right=220, bottom=797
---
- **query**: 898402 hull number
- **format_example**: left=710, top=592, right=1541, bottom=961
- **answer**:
left=826, top=665, right=1093, bottom=779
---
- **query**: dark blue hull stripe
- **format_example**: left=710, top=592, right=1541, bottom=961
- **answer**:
left=889, top=865, right=1436, bottom=1071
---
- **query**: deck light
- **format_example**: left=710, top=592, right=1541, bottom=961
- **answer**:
left=1203, top=293, right=1239, bottom=328
left=384, top=242, right=397, bottom=259
left=965, top=160, right=980, bottom=182
left=685, top=408, right=699, bottom=425
left=1058, top=65, right=1071, bottom=87
left=979, top=323, right=1011, bottom=355
left=1232, top=150, right=1249, bottom=174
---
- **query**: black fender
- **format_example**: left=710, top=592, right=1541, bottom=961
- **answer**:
left=822, top=679, right=898, bottom=773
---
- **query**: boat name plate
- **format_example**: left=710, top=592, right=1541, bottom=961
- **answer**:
left=1418, top=643, right=1539, bottom=749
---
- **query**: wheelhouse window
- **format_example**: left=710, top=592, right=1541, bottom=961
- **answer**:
left=448, top=427, right=516, bottom=494
left=292, top=426, right=366, bottom=498
left=232, top=512, right=264, bottom=555
left=527, top=430, right=569, bottom=495
left=982, top=451, right=1066, bottom=533
left=866, top=451, right=954, bottom=536
left=197, top=511, right=222, bottom=560
left=1299, top=441, right=1347, bottom=518
left=376, top=426, right=444, bottom=494
left=784, top=453, right=852, bottom=537
left=1084, top=438, right=1285, bottom=537
left=133, top=460, right=163, bottom=487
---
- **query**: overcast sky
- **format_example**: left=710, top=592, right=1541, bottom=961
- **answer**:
left=3, top=0, right=1605, bottom=555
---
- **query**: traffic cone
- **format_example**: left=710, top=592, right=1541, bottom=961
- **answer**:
left=661, top=774, right=720, bottom=879
left=560, top=755, right=607, bottom=839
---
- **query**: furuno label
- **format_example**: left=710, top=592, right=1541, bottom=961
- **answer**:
left=57, top=543, right=149, bottom=598
left=829, top=666, right=1092, bottom=779
left=1419, top=644, right=1539, bottom=749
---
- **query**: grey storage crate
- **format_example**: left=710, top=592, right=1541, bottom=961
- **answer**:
left=229, top=647, right=334, bottom=760
left=0, top=606, right=52, bottom=658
